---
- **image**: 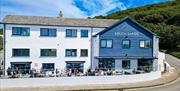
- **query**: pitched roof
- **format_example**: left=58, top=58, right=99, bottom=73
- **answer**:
left=1, top=15, right=119, bottom=28
left=93, top=17, right=157, bottom=37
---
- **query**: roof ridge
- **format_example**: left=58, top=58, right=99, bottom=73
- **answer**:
left=4, top=15, right=119, bottom=21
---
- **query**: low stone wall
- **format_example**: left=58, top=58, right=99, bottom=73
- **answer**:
left=0, top=71, right=161, bottom=88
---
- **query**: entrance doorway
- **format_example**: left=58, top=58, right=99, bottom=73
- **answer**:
left=66, top=61, right=85, bottom=75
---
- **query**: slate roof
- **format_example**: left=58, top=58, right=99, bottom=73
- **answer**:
left=1, top=15, right=119, bottom=28
left=93, top=17, right=157, bottom=36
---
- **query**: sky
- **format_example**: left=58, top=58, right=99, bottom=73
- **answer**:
left=0, top=0, right=169, bottom=21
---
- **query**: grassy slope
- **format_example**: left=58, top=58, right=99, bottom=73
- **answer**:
left=94, top=0, right=180, bottom=58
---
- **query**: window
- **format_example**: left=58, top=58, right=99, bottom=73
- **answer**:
left=122, top=60, right=130, bottom=69
left=66, top=29, right=77, bottom=37
left=12, top=49, right=30, bottom=57
left=40, top=49, right=57, bottom=56
left=42, top=63, right=54, bottom=71
left=100, top=39, right=113, bottom=48
left=80, top=49, right=88, bottom=57
left=99, top=58, right=115, bottom=69
left=12, top=27, right=30, bottom=36
left=66, top=49, right=77, bottom=57
left=140, top=40, right=151, bottom=48
left=11, top=62, right=31, bottom=74
left=40, top=28, right=57, bottom=37
left=81, top=30, right=88, bottom=37
left=66, top=61, right=84, bottom=74
left=122, top=40, right=130, bottom=49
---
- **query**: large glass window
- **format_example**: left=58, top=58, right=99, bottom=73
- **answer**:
left=40, top=28, right=57, bottom=37
left=11, top=62, right=31, bottom=74
left=122, top=40, right=130, bottom=49
left=42, top=63, right=54, bottom=71
left=65, top=49, right=77, bottom=57
left=81, top=30, right=88, bottom=37
left=66, top=61, right=84, bottom=75
left=100, top=39, right=113, bottom=48
left=66, top=29, right=77, bottom=37
left=80, top=49, right=88, bottom=57
left=12, top=49, right=30, bottom=57
left=122, top=60, right=130, bottom=69
left=140, top=40, right=151, bottom=48
left=138, top=59, right=153, bottom=71
left=40, top=49, right=57, bottom=57
left=12, top=27, right=30, bottom=36
left=99, top=58, right=115, bottom=69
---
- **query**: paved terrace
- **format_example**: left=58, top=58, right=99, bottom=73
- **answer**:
left=0, top=54, right=179, bottom=91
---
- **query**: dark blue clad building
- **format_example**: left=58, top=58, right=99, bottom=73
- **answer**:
left=92, top=17, right=159, bottom=72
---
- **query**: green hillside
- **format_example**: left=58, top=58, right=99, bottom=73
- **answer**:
left=94, top=0, right=180, bottom=58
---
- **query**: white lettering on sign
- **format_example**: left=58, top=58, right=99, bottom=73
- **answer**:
left=115, top=32, right=139, bottom=36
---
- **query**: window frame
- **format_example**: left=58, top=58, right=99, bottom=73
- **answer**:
left=40, top=49, right=57, bottom=57
left=12, top=48, right=30, bottom=57
left=80, top=49, right=88, bottom=57
left=65, top=49, right=77, bottom=57
left=139, top=40, right=151, bottom=48
left=122, top=60, right=131, bottom=69
left=12, top=27, right=30, bottom=36
left=40, top=28, right=57, bottom=37
left=100, top=39, right=113, bottom=48
left=66, top=29, right=77, bottom=37
left=81, top=30, right=88, bottom=38
left=122, top=40, right=131, bottom=49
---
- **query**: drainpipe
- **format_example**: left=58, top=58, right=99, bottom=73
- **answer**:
left=90, top=27, right=93, bottom=69
left=3, top=24, right=6, bottom=77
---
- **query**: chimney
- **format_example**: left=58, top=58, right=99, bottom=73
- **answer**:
left=59, top=11, right=63, bottom=18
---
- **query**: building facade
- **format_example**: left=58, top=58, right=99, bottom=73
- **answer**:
left=1, top=15, right=160, bottom=75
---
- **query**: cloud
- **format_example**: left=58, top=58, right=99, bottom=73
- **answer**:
left=74, top=0, right=126, bottom=17
left=0, top=0, right=169, bottom=21
left=0, top=0, right=88, bottom=20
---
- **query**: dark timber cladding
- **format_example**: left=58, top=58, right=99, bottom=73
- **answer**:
left=96, top=17, right=157, bottom=57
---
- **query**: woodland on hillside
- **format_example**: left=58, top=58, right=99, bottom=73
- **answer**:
left=94, top=0, right=180, bottom=58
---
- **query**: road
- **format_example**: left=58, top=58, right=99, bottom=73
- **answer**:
left=125, top=54, right=180, bottom=91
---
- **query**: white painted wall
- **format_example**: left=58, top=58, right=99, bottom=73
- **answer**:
left=0, top=71, right=161, bottom=88
left=4, top=24, right=105, bottom=74
left=158, top=52, right=165, bottom=72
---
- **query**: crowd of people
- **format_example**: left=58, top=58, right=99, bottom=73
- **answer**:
left=6, top=67, right=149, bottom=78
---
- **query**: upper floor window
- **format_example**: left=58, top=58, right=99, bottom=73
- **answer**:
left=12, top=49, right=30, bottom=57
left=140, top=40, right=151, bottom=48
left=12, top=27, right=30, bottom=36
left=81, top=30, right=88, bottom=37
left=66, top=29, right=77, bottom=37
left=122, top=40, right=130, bottom=49
left=100, top=39, right=113, bottom=48
left=80, top=49, right=88, bottom=57
left=40, top=49, right=57, bottom=57
left=40, top=28, right=57, bottom=37
left=65, top=49, right=77, bottom=57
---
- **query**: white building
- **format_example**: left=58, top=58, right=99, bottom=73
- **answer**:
left=1, top=15, right=163, bottom=75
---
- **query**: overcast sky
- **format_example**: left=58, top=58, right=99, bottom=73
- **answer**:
left=0, top=0, right=169, bottom=21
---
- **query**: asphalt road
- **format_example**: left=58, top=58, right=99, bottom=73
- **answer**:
left=125, top=54, right=180, bottom=91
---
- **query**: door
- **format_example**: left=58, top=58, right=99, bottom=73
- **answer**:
left=66, top=61, right=84, bottom=75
